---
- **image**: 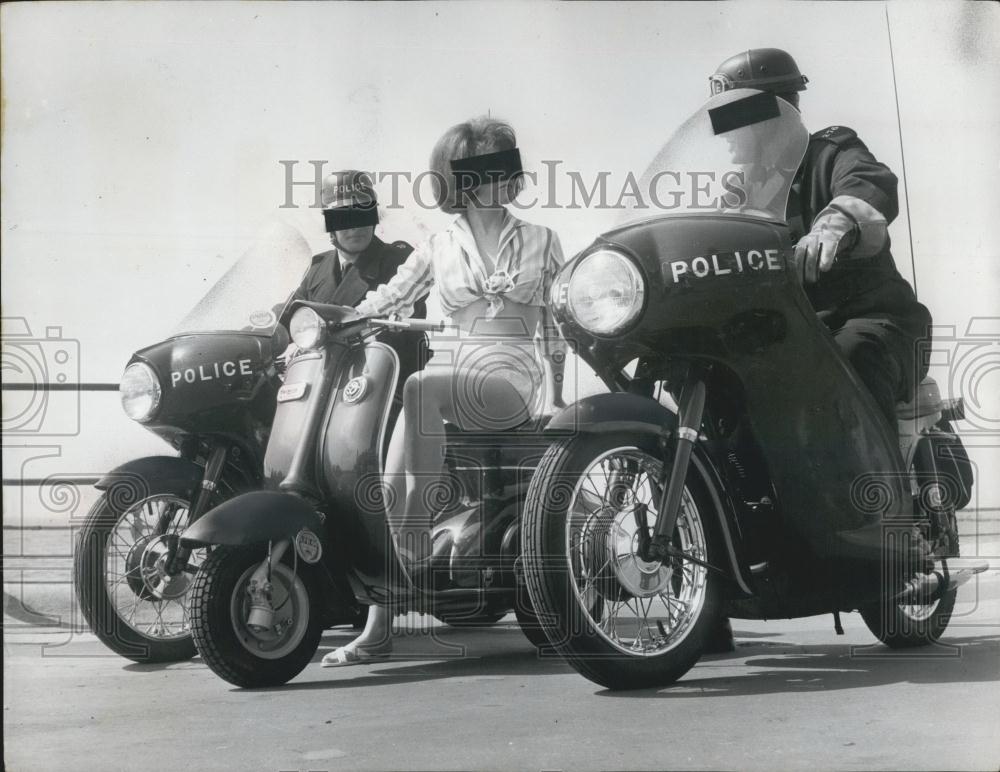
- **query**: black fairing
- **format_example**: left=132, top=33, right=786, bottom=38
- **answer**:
left=552, top=213, right=911, bottom=561
left=132, top=331, right=280, bottom=461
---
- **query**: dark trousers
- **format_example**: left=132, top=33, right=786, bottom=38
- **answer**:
left=831, top=315, right=930, bottom=428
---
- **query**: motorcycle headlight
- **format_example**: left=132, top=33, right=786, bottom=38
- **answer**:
left=566, top=249, right=646, bottom=335
left=289, top=307, right=326, bottom=349
left=120, top=362, right=161, bottom=422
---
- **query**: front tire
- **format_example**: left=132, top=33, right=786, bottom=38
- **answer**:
left=74, top=480, right=205, bottom=663
left=522, top=431, right=724, bottom=690
left=189, top=546, right=322, bottom=687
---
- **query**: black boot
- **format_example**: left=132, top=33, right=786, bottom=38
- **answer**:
left=703, top=616, right=736, bottom=654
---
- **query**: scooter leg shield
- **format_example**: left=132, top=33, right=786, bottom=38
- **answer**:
left=180, top=491, right=324, bottom=548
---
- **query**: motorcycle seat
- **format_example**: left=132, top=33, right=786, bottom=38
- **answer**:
left=895, top=376, right=942, bottom=420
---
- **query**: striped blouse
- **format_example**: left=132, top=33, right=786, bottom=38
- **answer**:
left=355, top=210, right=564, bottom=323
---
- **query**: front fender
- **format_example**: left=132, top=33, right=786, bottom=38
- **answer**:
left=180, top=491, right=324, bottom=548
left=545, top=392, right=676, bottom=437
left=95, top=456, right=202, bottom=500
left=547, top=393, right=754, bottom=596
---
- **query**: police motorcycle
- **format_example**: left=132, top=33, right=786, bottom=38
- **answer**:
left=73, top=221, right=364, bottom=663
left=181, top=300, right=555, bottom=687
left=519, top=89, right=983, bottom=690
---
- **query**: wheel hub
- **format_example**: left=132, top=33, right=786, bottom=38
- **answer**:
left=609, top=507, right=673, bottom=597
left=125, top=535, right=190, bottom=601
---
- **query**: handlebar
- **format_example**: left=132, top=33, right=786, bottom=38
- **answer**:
left=371, top=318, right=446, bottom=333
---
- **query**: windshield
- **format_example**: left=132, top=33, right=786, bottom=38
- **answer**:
left=172, top=219, right=312, bottom=336
left=624, top=89, right=809, bottom=225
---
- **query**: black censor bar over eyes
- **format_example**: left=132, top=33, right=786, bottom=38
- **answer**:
left=323, top=205, right=379, bottom=233
left=450, top=148, right=523, bottom=192
left=709, top=91, right=781, bottom=135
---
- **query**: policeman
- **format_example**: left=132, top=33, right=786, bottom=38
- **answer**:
left=705, top=49, right=932, bottom=652
left=709, top=48, right=931, bottom=429
left=288, top=169, right=429, bottom=393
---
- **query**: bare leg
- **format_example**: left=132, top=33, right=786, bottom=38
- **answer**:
left=396, top=368, right=531, bottom=560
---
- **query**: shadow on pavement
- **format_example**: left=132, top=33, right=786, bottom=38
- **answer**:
left=253, top=624, right=572, bottom=692
left=596, top=634, right=1000, bottom=698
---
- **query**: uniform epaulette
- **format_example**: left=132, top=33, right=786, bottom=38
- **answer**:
left=811, top=125, right=860, bottom=147
left=311, top=249, right=336, bottom=264
left=391, top=240, right=414, bottom=251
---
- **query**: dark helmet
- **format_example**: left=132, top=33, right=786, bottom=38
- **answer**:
left=709, top=48, right=808, bottom=96
left=321, top=169, right=377, bottom=209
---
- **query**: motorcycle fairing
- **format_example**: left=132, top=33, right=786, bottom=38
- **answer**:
left=582, top=215, right=913, bottom=563
left=553, top=90, right=914, bottom=567
left=133, top=332, right=278, bottom=453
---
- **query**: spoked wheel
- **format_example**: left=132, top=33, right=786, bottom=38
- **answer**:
left=522, top=431, right=724, bottom=690
left=189, top=546, right=322, bottom=687
left=75, top=485, right=206, bottom=662
left=860, top=498, right=960, bottom=648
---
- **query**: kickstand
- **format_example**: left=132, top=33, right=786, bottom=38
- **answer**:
left=832, top=610, right=844, bottom=635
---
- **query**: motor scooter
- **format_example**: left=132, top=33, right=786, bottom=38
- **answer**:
left=182, top=303, right=552, bottom=687
left=520, top=89, right=984, bottom=690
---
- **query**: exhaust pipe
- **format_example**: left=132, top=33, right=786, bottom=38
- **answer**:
left=894, top=558, right=989, bottom=604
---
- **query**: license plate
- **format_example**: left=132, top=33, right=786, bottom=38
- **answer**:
left=277, top=382, right=308, bottom=402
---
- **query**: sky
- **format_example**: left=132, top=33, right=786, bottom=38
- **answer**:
left=2, top=1, right=998, bottom=512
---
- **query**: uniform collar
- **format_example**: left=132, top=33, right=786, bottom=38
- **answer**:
left=338, top=235, right=384, bottom=281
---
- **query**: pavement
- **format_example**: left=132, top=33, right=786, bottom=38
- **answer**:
left=4, top=526, right=1000, bottom=772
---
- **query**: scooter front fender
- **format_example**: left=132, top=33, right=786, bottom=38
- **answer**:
left=180, top=491, right=323, bottom=548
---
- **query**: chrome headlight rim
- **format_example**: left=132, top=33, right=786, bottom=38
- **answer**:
left=289, top=307, right=327, bottom=350
left=565, top=245, right=647, bottom=338
left=120, top=361, right=162, bottom=423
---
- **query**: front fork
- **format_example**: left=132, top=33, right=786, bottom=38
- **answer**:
left=164, top=445, right=229, bottom=575
left=644, top=374, right=707, bottom=563
left=246, top=539, right=292, bottom=632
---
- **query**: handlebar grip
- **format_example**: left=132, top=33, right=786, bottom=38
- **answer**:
left=372, top=318, right=445, bottom=333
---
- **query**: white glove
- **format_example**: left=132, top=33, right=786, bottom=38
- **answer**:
left=794, top=195, right=889, bottom=284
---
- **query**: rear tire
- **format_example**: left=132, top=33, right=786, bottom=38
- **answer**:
left=190, top=546, right=322, bottom=687
left=860, top=509, right=960, bottom=648
left=522, top=431, right=725, bottom=690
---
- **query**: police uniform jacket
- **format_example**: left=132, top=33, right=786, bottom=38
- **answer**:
left=292, top=235, right=429, bottom=386
left=789, top=126, right=930, bottom=340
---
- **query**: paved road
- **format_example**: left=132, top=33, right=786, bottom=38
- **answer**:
left=4, top=529, right=1000, bottom=772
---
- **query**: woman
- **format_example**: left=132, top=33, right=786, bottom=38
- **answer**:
left=322, top=116, right=566, bottom=666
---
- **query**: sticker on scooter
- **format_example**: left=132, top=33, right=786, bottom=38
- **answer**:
left=294, top=528, right=323, bottom=564
left=277, top=382, right=308, bottom=402
left=343, top=376, right=368, bottom=404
